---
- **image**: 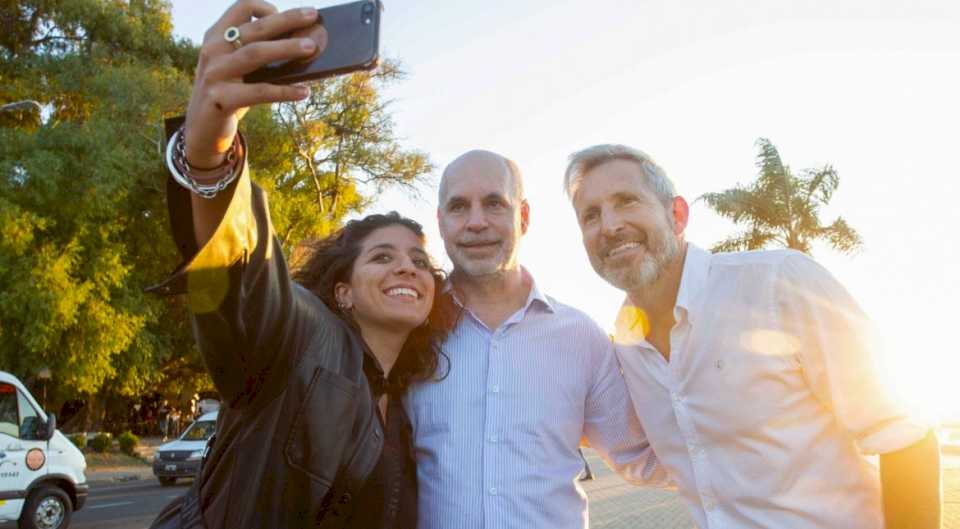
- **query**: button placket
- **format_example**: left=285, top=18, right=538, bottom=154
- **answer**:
left=482, top=333, right=503, bottom=517
left=668, top=368, right=718, bottom=521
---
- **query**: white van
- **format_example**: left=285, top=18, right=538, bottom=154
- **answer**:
left=152, top=411, right=217, bottom=486
left=0, top=371, right=87, bottom=529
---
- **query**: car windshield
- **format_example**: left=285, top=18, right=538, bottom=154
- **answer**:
left=180, top=420, right=215, bottom=441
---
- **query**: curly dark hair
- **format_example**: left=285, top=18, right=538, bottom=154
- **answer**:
left=292, top=212, right=456, bottom=391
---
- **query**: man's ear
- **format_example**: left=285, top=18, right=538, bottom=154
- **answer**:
left=334, top=282, right=353, bottom=310
left=520, top=199, right=530, bottom=235
left=671, top=196, right=690, bottom=235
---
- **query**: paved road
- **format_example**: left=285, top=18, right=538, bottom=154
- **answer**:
left=3, top=452, right=956, bottom=529
left=580, top=449, right=692, bottom=529
left=580, top=450, right=960, bottom=529
left=0, top=478, right=190, bottom=529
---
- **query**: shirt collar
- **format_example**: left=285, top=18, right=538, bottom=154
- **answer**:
left=524, top=275, right=556, bottom=315
left=357, top=336, right=404, bottom=396
left=674, top=243, right=711, bottom=325
left=613, top=242, right=711, bottom=345
left=444, top=267, right=555, bottom=318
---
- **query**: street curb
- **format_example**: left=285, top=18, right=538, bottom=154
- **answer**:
left=87, top=474, right=147, bottom=487
left=85, top=466, right=156, bottom=488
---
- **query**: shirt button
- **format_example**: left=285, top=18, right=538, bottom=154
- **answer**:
left=489, top=487, right=498, bottom=496
left=491, top=385, right=500, bottom=393
left=488, top=435, right=498, bottom=443
left=704, top=500, right=716, bottom=510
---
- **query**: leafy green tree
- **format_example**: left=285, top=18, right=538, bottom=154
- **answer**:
left=1, top=0, right=196, bottom=408
left=243, top=59, right=432, bottom=263
left=700, top=138, right=863, bottom=255
left=1, top=0, right=431, bottom=427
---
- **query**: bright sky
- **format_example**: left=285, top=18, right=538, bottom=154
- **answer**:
left=170, top=0, right=960, bottom=420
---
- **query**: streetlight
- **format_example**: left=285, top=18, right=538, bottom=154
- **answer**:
left=36, top=367, right=52, bottom=409
left=0, top=100, right=43, bottom=128
left=0, top=100, right=42, bottom=113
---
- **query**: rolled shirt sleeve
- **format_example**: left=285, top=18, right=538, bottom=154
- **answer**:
left=775, top=252, right=928, bottom=455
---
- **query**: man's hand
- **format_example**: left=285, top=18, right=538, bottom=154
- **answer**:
left=880, top=429, right=941, bottom=529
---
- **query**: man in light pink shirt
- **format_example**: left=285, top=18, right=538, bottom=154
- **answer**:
left=564, top=144, right=941, bottom=529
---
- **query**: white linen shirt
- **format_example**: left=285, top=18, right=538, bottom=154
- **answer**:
left=406, top=276, right=665, bottom=529
left=614, top=244, right=928, bottom=529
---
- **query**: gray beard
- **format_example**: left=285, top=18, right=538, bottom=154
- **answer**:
left=449, top=245, right=517, bottom=280
left=602, top=233, right=680, bottom=292
left=456, top=259, right=505, bottom=279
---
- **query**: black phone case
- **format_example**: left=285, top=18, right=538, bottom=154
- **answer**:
left=243, top=0, right=381, bottom=85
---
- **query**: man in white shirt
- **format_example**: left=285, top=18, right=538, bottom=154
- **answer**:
left=405, top=150, right=665, bottom=529
left=563, top=144, right=941, bottom=529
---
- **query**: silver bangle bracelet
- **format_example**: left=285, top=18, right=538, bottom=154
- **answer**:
left=164, top=127, right=244, bottom=199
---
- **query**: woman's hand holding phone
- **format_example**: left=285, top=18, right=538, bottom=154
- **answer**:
left=183, top=0, right=327, bottom=170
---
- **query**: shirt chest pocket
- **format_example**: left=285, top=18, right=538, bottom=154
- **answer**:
left=285, top=367, right=362, bottom=486
left=698, top=346, right=805, bottom=434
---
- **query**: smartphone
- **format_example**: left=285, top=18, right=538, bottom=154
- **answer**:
left=243, top=0, right=382, bottom=85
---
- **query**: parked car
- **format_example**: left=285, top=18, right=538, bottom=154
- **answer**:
left=196, top=398, right=220, bottom=417
left=152, top=411, right=217, bottom=486
left=0, top=371, right=88, bottom=529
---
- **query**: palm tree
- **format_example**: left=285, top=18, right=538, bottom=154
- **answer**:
left=699, top=138, right=862, bottom=255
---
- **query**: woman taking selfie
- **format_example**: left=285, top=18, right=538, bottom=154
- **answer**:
left=148, top=2, right=450, bottom=528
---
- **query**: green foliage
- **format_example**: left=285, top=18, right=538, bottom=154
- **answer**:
left=700, top=138, right=863, bottom=255
left=1, top=0, right=431, bottom=420
left=89, top=432, right=111, bottom=453
left=1, top=0, right=193, bottom=402
left=246, top=59, right=433, bottom=260
left=117, top=430, right=139, bottom=456
left=67, top=432, right=87, bottom=449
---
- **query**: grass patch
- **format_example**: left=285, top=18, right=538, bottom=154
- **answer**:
left=84, top=451, right=149, bottom=469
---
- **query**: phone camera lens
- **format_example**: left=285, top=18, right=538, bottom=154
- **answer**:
left=362, top=3, right=374, bottom=14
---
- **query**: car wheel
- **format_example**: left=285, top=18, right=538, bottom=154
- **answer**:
left=18, top=485, right=73, bottom=529
left=159, top=477, right=177, bottom=487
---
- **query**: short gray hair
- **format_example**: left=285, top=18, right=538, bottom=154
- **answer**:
left=563, top=144, right=676, bottom=206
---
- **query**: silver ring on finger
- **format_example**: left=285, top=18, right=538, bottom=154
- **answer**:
left=224, top=26, right=243, bottom=50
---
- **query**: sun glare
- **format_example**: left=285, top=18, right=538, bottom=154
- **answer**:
left=881, top=333, right=957, bottom=426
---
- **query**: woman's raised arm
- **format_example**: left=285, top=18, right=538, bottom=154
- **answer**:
left=150, top=1, right=336, bottom=407
left=183, top=0, right=325, bottom=245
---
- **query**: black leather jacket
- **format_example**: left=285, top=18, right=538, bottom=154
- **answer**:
left=148, top=144, right=383, bottom=528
